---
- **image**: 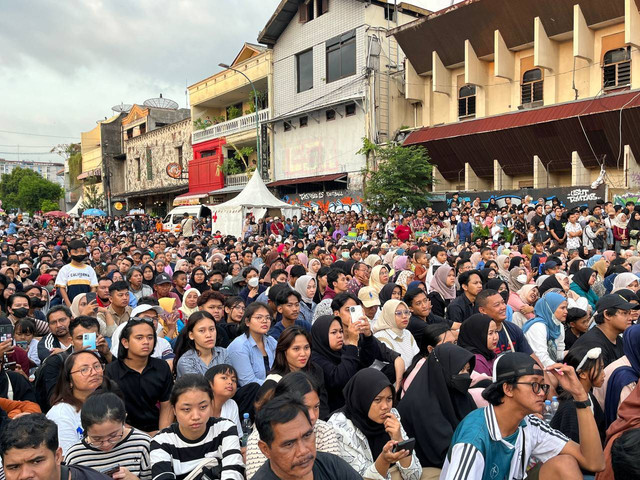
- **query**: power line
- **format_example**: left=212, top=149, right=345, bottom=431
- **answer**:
left=0, top=129, right=79, bottom=140
left=0, top=151, right=60, bottom=156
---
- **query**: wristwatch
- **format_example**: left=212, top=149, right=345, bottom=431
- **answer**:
left=574, top=398, right=592, bottom=409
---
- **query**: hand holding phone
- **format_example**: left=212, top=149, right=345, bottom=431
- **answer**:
left=349, top=305, right=364, bottom=326
left=82, top=332, right=97, bottom=350
left=392, top=438, right=416, bottom=454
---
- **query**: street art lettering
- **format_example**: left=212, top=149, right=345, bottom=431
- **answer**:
left=282, top=190, right=364, bottom=213
left=614, top=192, right=640, bottom=206
left=566, top=188, right=601, bottom=204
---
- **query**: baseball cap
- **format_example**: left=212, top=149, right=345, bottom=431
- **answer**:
left=358, top=287, right=381, bottom=308
left=131, top=304, right=164, bottom=317
left=542, top=260, right=558, bottom=271
left=492, top=352, right=544, bottom=383
left=596, top=293, right=640, bottom=313
left=19, top=264, right=30, bottom=271
left=154, top=272, right=172, bottom=285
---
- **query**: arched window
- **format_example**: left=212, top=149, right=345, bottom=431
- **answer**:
left=603, top=47, right=631, bottom=89
left=458, top=85, right=476, bottom=119
left=521, top=68, right=543, bottom=105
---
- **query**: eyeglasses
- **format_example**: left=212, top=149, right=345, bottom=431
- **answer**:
left=86, top=426, right=125, bottom=447
left=232, top=305, right=245, bottom=311
left=395, top=309, right=411, bottom=317
left=71, top=363, right=105, bottom=377
left=251, top=315, right=272, bottom=323
left=514, top=382, right=550, bottom=395
left=576, top=347, right=602, bottom=372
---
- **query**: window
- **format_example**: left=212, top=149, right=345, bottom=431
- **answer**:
left=318, top=0, right=328, bottom=17
left=201, top=150, right=216, bottom=158
left=284, top=122, right=292, bottom=132
left=345, top=103, right=356, bottom=116
left=603, top=47, right=631, bottom=89
left=299, top=116, right=308, bottom=127
left=176, top=146, right=183, bottom=168
left=299, top=0, right=314, bottom=23
left=326, top=30, right=356, bottom=83
left=146, top=147, right=153, bottom=180
left=139, top=123, right=146, bottom=135
left=296, top=49, right=314, bottom=93
left=384, top=4, right=396, bottom=22
left=458, top=85, right=476, bottom=119
left=521, top=68, right=543, bottom=105
left=126, top=128, right=133, bottom=139
left=326, top=109, right=336, bottom=121
left=136, top=157, right=141, bottom=181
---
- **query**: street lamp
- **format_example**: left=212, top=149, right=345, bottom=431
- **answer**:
left=218, top=63, right=261, bottom=177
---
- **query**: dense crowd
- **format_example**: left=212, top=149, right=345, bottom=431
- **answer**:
left=0, top=195, right=638, bottom=480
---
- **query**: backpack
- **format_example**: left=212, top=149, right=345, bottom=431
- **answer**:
left=33, top=351, right=69, bottom=413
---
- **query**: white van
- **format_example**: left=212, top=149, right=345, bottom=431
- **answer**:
left=162, top=205, right=212, bottom=233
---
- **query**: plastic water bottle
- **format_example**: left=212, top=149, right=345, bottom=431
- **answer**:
left=551, top=396, right=560, bottom=416
left=241, top=413, right=252, bottom=447
left=543, top=400, right=554, bottom=423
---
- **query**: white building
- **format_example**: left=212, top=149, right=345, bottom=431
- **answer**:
left=258, top=0, right=425, bottom=212
left=0, top=158, right=64, bottom=186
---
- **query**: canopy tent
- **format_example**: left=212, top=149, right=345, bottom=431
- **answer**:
left=210, top=172, right=302, bottom=238
left=66, top=196, right=83, bottom=217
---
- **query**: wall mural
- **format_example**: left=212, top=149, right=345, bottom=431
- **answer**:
left=282, top=190, right=364, bottom=213
left=614, top=192, right=640, bottom=206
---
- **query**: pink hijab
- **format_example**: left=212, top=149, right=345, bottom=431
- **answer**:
left=429, top=263, right=456, bottom=300
left=602, top=250, right=616, bottom=262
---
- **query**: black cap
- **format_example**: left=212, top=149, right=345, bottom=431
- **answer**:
left=492, top=352, right=544, bottom=383
left=154, top=272, right=172, bottom=285
left=614, top=289, right=640, bottom=308
left=542, top=260, right=558, bottom=271
left=596, top=293, right=640, bottom=313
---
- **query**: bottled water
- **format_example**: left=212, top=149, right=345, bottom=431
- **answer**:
left=241, top=413, right=252, bottom=447
left=551, top=396, right=559, bottom=415
left=543, top=400, right=554, bottom=423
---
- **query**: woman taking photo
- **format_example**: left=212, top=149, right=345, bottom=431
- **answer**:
left=65, top=392, right=152, bottom=480
left=328, top=368, right=421, bottom=480
left=150, top=374, right=244, bottom=480
left=428, top=264, right=456, bottom=318
left=174, top=311, right=228, bottom=378
left=457, top=313, right=498, bottom=376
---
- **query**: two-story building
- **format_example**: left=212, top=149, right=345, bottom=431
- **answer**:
left=177, top=43, right=273, bottom=206
left=393, top=0, right=640, bottom=203
left=258, top=0, right=426, bottom=212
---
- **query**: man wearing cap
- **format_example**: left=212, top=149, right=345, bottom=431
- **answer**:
left=441, top=352, right=605, bottom=480
left=152, top=272, right=182, bottom=308
left=270, top=217, right=284, bottom=237
left=572, top=294, right=636, bottom=367
left=358, top=286, right=381, bottom=324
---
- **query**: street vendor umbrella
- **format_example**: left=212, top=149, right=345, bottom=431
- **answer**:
left=44, top=211, right=69, bottom=218
left=82, top=208, right=107, bottom=217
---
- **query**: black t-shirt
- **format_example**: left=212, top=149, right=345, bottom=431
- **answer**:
left=446, top=294, right=476, bottom=324
left=549, top=218, right=566, bottom=240
left=0, top=370, right=36, bottom=402
left=494, top=321, right=533, bottom=355
left=571, top=326, right=624, bottom=367
left=253, top=452, right=361, bottom=480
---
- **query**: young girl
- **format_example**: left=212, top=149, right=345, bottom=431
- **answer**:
left=204, top=364, right=242, bottom=436
left=150, top=374, right=244, bottom=480
left=14, top=318, right=39, bottom=369
left=457, top=313, right=498, bottom=376
left=174, top=311, right=228, bottom=378
left=564, top=307, right=590, bottom=350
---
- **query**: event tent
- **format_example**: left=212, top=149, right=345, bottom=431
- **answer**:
left=210, top=172, right=302, bottom=238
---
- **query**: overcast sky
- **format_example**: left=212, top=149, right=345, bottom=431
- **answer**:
left=0, top=0, right=459, bottom=164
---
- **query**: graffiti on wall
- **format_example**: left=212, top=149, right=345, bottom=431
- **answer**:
left=282, top=190, right=364, bottom=213
left=614, top=192, right=640, bottom=206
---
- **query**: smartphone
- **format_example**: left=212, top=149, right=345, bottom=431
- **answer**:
left=85, top=292, right=97, bottom=305
left=15, top=340, right=29, bottom=351
left=0, top=324, right=13, bottom=343
left=82, top=332, right=97, bottom=350
left=349, top=305, right=364, bottom=325
left=99, top=465, right=121, bottom=477
left=392, top=438, right=416, bottom=454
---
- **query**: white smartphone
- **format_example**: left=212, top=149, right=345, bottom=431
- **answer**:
left=349, top=305, right=364, bottom=325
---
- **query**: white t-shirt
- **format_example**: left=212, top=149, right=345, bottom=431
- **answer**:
left=46, top=402, right=82, bottom=456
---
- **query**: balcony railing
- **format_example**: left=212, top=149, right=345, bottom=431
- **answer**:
left=193, top=109, right=270, bottom=144
left=225, top=173, right=249, bottom=187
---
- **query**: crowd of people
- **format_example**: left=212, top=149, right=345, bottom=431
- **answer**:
left=0, top=195, right=638, bottom=480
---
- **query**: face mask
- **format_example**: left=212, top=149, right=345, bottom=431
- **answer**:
left=71, top=254, right=87, bottom=262
left=517, top=274, right=528, bottom=284
left=211, top=282, right=222, bottom=291
left=31, top=298, right=46, bottom=308
left=341, top=251, right=350, bottom=259
left=450, top=373, right=472, bottom=393
left=11, top=308, right=28, bottom=319
left=248, top=277, right=259, bottom=288
left=499, top=290, right=509, bottom=303
left=538, top=224, right=545, bottom=230
left=45, top=285, right=54, bottom=293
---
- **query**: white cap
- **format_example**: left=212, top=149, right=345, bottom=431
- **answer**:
left=131, top=304, right=164, bottom=317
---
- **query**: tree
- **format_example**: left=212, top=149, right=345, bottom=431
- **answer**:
left=0, top=167, right=62, bottom=213
left=41, top=199, right=59, bottom=212
left=81, top=184, right=105, bottom=210
left=359, top=139, right=433, bottom=215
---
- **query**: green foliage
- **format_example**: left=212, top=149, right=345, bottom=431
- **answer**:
left=359, top=139, right=433, bottom=215
left=472, top=225, right=490, bottom=240
left=81, top=184, right=105, bottom=210
left=501, top=228, right=515, bottom=244
left=0, top=167, right=62, bottom=213
left=193, top=118, right=208, bottom=130
left=41, top=199, right=59, bottom=212
left=220, top=143, right=255, bottom=177
left=226, top=105, right=241, bottom=120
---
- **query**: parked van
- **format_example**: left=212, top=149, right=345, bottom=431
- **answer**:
left=162, top=205, right=212, bottom=233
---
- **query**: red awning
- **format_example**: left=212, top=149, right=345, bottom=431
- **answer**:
left=268, top=173, right=346, bottom=187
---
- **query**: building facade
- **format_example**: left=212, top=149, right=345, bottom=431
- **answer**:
left=258, top=0, right=425, bottom=212
left=392, top=0, right=640, bottom=201
left=0, top=159, right=64, bottom=186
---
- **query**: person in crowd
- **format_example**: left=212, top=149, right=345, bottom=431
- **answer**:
left=64, top=392, right=152, bottom=480
left=295, top=275, right=316, bottom=324
left=570, top=267, right=600, bottom=311
left=398, top=343, right=476, bottom=478
left=476, top=289, right=533, bottom=355
left=313, top=268, right=349, bottom=321
left=269, top=289, right=311, bottom=341
left=373, top=299, right=419, bottom=371
left=428, top=263, right=456, bottom=318
left=198, top=289, right=232, bottom=348
left=150, top=374, right=244, bottom=480
left=522, top=291, right=568, bottom=367
left=446, top=270, right=482, bottom=324
left=508, top=284, right=538, bottom=328
left=359, top=285, right=382, bottom=324
left=368, top=265, right=389, bottom=294
left=127, top=266, right=153, bottom=303
left=403, top=288, right=454, bottom=344
left=96, top=281, right=132, bottom=338
left=222, top=296, right=245, bottom=341
left=457, top=313, right=498, bottom=376
left=56, top=239, right=98, bottom=307
left=179, top=287, right=200, bottom=320
left=378, top=283, right=402, bottom=306
left=6, top=292, right=49, bottom=335
left=105, top=317, right=174, bottom=434
left=441, top=352, right=605, bottom=479
left=174, top=311, right=228, bottom=377
left=204, top=364, right=243, bottom=436
left=37, top=305, right=73, bottom=363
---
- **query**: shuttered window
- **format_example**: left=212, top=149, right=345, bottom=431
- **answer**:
left=603, top=47, right=631, bottom=89
left=521, top=68, right=543, bottom=105
left=458, top=85, right=476, bottom=119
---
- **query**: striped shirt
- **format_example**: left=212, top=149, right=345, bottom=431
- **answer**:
left=64, top=428, right=152, bottom=480
left=150, top=417, right=244, bottom=480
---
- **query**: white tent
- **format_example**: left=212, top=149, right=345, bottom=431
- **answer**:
left=210, top=172, right=302, bottom=238
left=66, top=196, right=83, bottom=217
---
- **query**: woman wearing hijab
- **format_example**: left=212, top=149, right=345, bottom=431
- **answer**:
left=395, top=270, right=414, bottom=297
left=570, top=267, right=599, bottom=310
left=457, top=314, right=498, bottom=376
left=295, top=275, right=317, bottom=324
left=397, top=344, right=476, bottom=477
left=428, top=263, right=456, bottom=318
left=507, top=267, right=528, bottom=293
left=379, top=283, right=402, bottom=306
left=508, top=284, right=538, bottom=327
left=69, top=293, right=89, bottom=318
left=373, top=300, right=419, bottom=371
left=496, top=254, right=511, bottom=282
left=369, top=265, right=389, bottom=294
left=307, top=258, right=322, bottom=277
left=392, top=256, right=409, bottom=277
left=141, top=264, right=155, bottom=288
left=612, top=212, right=629, bottom=253
left=522, top=291, right=568, bottom=367
left=363, top=254, right=382, bottom=269
left=328, top=368, right=422, bottom=480
left=611, top=272, right=640, bottom=293
left=188, top=266, right=209, bottom=294
left=179, top=288, right=200, bottom=320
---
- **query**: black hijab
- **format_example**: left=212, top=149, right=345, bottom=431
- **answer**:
left=379, top=283, right=400, bottom=306
left=509, top=257, right=524, bottom=270
left=141, top=264, right=155, bottom=288
left=189, top=266, right=209, bottom=294
left=458, top=314, right=496, bottom=361
left=568, top=260, right=584, bottom=275
left=572, top=267, right=595, bottom=292
left=311, top=315, right=343, bottom=365
left=397, top=343, right=476, bottom=468
left=341, top=368, right=394, bottom=459
left=538, top=275, right=562, bottom=296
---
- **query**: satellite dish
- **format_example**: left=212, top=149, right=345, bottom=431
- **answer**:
left=143, top=93, right=179, bottom=109
left=112, top=103, right=133, bottom=113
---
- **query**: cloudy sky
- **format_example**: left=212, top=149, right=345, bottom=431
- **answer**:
left=0, top=0, right=459, bottom=164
